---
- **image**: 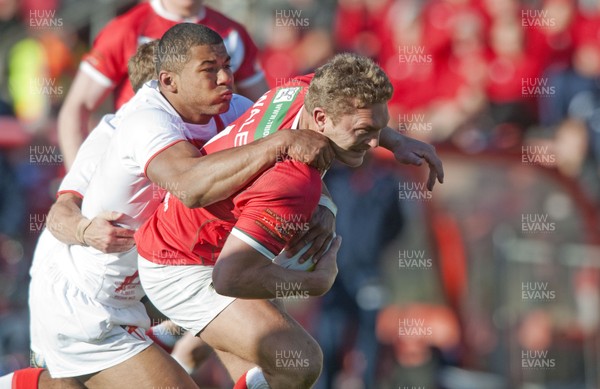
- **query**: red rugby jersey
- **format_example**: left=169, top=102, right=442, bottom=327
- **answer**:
left=135, top=75, right=322, bottom=266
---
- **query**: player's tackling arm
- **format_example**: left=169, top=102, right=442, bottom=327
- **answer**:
left=212, top=235, right=342, bottom=299
left=46, top=193, right=84, bottom=245
left=146, top=129, right=334, bottom=209
left=47, top=194, right=135, bottom=253
left=57, top=70, right=112, bottom=169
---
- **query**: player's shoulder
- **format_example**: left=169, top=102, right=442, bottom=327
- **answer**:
left=123, top=82, right=178, bottom=118
left=290, top=73, right=314, bottom=86
left=119, top=106, right=180, bottom=136
left=116, top=90, right=182, bottom=138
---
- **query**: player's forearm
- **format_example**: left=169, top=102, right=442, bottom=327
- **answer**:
left=149, top=129, right=331, bottom=208
left=213, top=260, right=327, bottom=299
left=213, top=234, right=339, bottom=298
left=321, top=181, right=331, bottom=198
left=212, top=238, right=328, bottom=299
left=379, top=126, right=404, bottom=151
left=175, top=131, right=290, bottom=208
left=46, top=194, right=87, bottom=245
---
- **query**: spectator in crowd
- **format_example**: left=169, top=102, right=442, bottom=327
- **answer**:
left=0, top=0, right=50, bottom=128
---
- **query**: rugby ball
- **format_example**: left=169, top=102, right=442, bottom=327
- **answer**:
left=274, top=236, right=335, bottom=272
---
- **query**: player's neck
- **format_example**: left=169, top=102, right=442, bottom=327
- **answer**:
left=298, top=107, right=319, bottom=132
left=177, top=107, right=213, bottom=125
left=160, top=0, right=204, bottom=19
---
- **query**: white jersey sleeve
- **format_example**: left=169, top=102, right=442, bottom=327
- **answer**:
left=58, top=114, right=116, bottom=197
left=117, top=107, right=187, bottom=176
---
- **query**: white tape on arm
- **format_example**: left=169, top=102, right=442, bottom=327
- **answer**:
left=318, top=195, right=337, bottom=217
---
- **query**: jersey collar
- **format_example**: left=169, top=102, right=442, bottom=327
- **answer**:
left=291, top=105, right=303, bottom=130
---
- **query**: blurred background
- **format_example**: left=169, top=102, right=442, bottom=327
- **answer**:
left=2, top=0, right=600, bottom=388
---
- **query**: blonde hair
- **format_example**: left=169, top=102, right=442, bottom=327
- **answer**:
left=305, top=53, right=393, bottom=122
left=128, top=40, right=159, bottom=92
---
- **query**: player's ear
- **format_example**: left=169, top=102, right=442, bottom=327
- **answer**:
left=312, top=107, right=327, bottom=133
left=159, top=70, right=177, bottom=92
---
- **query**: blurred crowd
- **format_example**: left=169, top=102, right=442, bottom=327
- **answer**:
left=2, top=0, right=600, bottom=388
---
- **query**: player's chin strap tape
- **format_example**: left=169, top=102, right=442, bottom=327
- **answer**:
left=318, top=195, right=337, bottom=217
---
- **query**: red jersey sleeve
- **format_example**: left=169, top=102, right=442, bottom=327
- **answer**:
left=230, top=160, right=321, bottom=259
left=82, top=17, right=136, bottom=87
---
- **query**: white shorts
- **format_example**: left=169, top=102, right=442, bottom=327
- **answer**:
left=138, top=256, right=236, bottom=335
left=29, top=243, right=152, bottom=378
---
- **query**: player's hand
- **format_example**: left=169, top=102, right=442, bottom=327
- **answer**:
left=281, top=129, right=335, bottom=172
left=310, top=235, right=341, bottom=296
left=83, top=211, right=136, bottom=253
left=285, top=205, right=336, bottom=264
left=390, top=135, right=444, bottom=190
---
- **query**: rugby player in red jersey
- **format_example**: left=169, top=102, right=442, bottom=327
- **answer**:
left=135, top=53, right=393, bottom=389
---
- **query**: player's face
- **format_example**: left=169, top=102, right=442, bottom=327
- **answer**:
left=177, top=43, right=233, bottom=122
left=324, top=103, right=389, bottom=167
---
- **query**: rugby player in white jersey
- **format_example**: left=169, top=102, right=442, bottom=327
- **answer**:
left=0, top=41, right=163, bottom=389
left=0, top=24, right=336, bottom=389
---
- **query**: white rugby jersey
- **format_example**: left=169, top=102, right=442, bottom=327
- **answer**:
left=58, top=113, right=116, bottom=198
left=44, top=80, right=253, bottom=307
